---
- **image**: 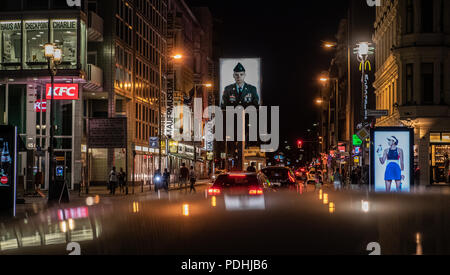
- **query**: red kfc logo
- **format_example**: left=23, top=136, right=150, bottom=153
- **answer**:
left=45, top=84, right=79, bottom=100
left=1, top=177, right=8, bottom=185
left=35, top=100, right=47, bottom=112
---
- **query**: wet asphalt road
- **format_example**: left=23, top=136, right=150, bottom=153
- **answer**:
left=1, top=183, right=450, bottom=255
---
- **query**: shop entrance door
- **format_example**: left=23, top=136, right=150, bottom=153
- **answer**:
left=430, top=144, right=450, bottom=185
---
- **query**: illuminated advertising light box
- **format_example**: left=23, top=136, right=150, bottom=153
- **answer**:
left=371, top=127, right=414, bottom=193
left=45, top=83, right=79, bottom=100
left=220, top=58, right=261, bottom=108
left=0, top=126, right=18, bottom=217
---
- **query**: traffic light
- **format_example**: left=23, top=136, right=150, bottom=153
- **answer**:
left=297, top=140, right=303, bottom=149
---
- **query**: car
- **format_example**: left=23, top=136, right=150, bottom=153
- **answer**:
left=208, top=172, right=265, bottom=196
left=306, top=169, right=323, bottom=184
left=211, top=169, right=226, bottom=183
left=295, top=167, right=307, bottom=180
left=260, top=167, right=297, bottom=188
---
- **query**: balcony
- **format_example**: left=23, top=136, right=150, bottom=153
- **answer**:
left=84, top=64, right=103, bottom=92
left=88, top=11, right=104, bottom=42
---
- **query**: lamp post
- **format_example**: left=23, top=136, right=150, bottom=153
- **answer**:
left=44, top=43, right=61, bottom=202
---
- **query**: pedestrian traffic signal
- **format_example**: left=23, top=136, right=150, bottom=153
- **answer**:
left=297, top=140, right=303, bottom=149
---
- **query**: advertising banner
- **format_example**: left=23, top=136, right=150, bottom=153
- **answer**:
left=371, top=127, right=414, bottom=193
left=0, top=126, right=17, bottom=216
left=220, top=58, right=261, bottom=108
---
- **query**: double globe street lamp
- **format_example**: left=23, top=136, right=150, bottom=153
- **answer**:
left=44, top=43, right=62, bottom=202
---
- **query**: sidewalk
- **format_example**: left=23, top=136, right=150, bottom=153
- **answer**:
left=14, top=180, right=211, bottom=217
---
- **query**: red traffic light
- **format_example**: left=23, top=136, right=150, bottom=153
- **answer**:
left=297, top=140, right=303, bottom=149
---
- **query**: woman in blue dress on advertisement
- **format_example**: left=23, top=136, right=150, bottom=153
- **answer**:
left=377, top=136, right=405, bottom=192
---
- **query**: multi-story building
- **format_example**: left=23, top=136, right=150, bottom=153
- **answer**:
left=320, top=0, right=375, bottom=172
left=165, top=0, right=214, bottom=178
left=373, top=0, right=450, bottom=186
left=86, top=0, right=168, bottom=187
left=0, top=0, right=169, bottom=192
left=0, top=0, right=91, bottom=193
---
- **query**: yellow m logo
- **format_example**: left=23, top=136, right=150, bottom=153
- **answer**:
left=359, top=61, right=372, bottom=72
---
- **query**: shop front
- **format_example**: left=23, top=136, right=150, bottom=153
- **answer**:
left=0, top=17, right=87, bottom=192
left=430, top=132, right=450, bottom=185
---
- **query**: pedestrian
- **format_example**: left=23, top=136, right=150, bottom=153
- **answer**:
left=109, top=167, right=118, bottom=195
left=247, top=162, right=257, bottom=173
left=118, top=168, right=126, bottom=194
left=189, top=166, right=197, bottom=193
left=333, top=169, right=342, bottom=190
left=154, top=169, right=162, bottom=193
left=163, top=169, right=170, bottom=192
left=314, top=172, right=321, bottom=191
left=179, top=163, right=189, bottom=188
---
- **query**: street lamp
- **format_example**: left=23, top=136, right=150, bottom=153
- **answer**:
left=44, top=43, right=62, bottom=202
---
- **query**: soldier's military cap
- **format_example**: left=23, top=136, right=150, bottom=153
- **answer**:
left=234, top=63, right=246, bottom=72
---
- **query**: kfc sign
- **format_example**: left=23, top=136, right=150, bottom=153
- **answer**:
left=35, top=100, right=47, bottom=112
left=45, top=84, right=79, bottom=100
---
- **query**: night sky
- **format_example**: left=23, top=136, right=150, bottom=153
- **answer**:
left=186, top=0, right=349, bottom=145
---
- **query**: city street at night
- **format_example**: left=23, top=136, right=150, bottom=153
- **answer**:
left=1, top=0, right=450, bottom=268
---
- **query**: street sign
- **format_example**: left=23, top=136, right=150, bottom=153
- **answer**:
left=356, top=127, right=370, bottom=142
left=367, top=109, right=389, bottom=118
left=353, top=135, right=363, bottom=146
left=88, top=118, right=127, bottom=149
left=149, top=137, right=159, bottom=149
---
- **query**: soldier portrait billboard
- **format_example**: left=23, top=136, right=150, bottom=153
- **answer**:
left=220, top=58, right=261, bottom=109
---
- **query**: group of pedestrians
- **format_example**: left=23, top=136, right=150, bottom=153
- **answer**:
left=108, top=163, right=199, bottom=196
left=108, top=167, right=127, bottom=195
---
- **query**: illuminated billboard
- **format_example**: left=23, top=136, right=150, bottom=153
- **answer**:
left=220, top=58, right=261, bottom=108
left=371, top=127, right=414, bottom=193
left=45, top=83, right=79, bottom=100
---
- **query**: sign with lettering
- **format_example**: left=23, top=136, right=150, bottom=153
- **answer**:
left=88, top=118, right=127, bottom=149
left=35, top=100, right=47, bottom=112
left=165, top=77, right=175, bottom=137
left=0, top=21, right=21, bottom=31
left=25, top=20, right=48, bottom=31
left=45, top=84, right=79, bottom=100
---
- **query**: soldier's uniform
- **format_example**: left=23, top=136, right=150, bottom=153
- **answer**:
left=221, top=63, right=260, bottom=109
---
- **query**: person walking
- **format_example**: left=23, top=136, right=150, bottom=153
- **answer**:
left=118, top=168, right=126, bottom=194
left=154, top=169, right=162, bottom=193
left=179, top=163, right=189, bottom=188
left=109, top=167, right=118, bottom=195
left=163, top=169, right=170, bottom=192
left=333, top=169, right=342, bottom=191
left=189, top=166, right=197, bottom=193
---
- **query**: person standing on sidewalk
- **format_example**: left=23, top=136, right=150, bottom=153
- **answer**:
left=333, top=169, right=342, bottom=191
left=189, top=166, right=197, bottom=193
left=179, top=163, right=189, bottom=188
left=118, top=168, right=126, bottom=194
left=109, top=167, right=118, bottom=195
left=163, top=169, right=170, bottom=192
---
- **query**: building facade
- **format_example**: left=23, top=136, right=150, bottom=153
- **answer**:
left=373, top=0, right=450, bottom=185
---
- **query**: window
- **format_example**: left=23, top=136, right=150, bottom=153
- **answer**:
left=406, top=64, right=414, bottom=104
left=0, top=21, right=22, bottom=67
left=421, top=0, right=434, bottom=33
left=24, top=20, right=49, bottom=68
left=406, top=0, right=414, bottom=34
left=421, top=63, right=434, bottom=105
left=52, top=20, right=78, bottom=66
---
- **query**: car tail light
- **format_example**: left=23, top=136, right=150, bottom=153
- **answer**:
left=249, top=188, right=263, bottom=195
left=208, top=188, right=221, bottom=195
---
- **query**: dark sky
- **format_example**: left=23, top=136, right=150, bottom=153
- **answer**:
left=186, top=0, right=349, bottom=145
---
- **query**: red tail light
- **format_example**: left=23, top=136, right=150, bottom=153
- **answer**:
left=208, top=188, right=221, bottom=195
left=249, top=188, right=264, bottom=195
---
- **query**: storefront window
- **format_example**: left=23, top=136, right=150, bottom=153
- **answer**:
left=0, top=21, right=22, bottom=70
left=0, top=84, right=6, bottom=125
left=52, top=19, right=77, bottom=69
left=8, top=84, right=27, bottom=134
left=54, top=101, right=73, bottom=136
left=24, top=20, right=49, bottom=69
